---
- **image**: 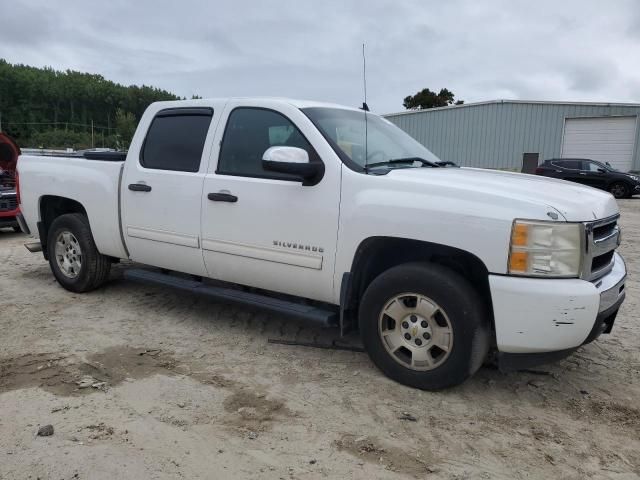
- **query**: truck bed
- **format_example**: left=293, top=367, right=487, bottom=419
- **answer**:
left=17, top=154, right=128, bottom=258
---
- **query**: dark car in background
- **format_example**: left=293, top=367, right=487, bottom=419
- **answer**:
left=535, top=158, right=640, bottom=199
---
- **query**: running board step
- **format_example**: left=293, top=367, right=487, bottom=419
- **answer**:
left=124, top=268, right=339, bottom=327
left=24, top=242, right=43, bottom=253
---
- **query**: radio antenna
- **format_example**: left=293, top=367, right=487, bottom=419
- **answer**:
left=361, top=43, right=369, bottom=112
left=362, top=43, right=369, bottom=172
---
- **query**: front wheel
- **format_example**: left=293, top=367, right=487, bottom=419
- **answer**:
left=359, top=262, right=490, bottom=390
left=47, top=213, right=111, bottom=293
left=609, top=182, right=629, bottom=199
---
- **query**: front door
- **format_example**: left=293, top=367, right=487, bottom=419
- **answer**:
left=580, top=160, right=608, bottom=189
left=122, top=106, right=217, bottom=276
left=200, top=100, right=341, bottom=303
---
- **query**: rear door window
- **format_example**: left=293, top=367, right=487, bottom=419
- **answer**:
left=552, top=160, right=581, bottom=170
left=141, top=108, right=213, bottom=172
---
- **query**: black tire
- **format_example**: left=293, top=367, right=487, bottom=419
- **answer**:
left=12, top=226, right=22, bottom=233
left=47, top=213, right=111, bottom=293
left=609, top=182, right=630, bottom=199
left=359, top=262, right=490, bottom=390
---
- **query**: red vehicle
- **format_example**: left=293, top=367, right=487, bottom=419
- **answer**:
left=0, top=133, right=21, bottom=232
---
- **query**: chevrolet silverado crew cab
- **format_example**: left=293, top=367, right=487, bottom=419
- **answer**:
left=16, top=98, right=627, bottom=390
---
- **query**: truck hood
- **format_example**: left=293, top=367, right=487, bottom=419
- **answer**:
left=386, top=166, right=619, bottom=222
left=0, top=133, right=20, bottom=172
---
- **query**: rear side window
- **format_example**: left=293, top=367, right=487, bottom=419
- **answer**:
left=217, top=107, right=318, bottom=179
left=552, top=160, right=581, bottom=170
left=141, top=108, right=213, bottom=172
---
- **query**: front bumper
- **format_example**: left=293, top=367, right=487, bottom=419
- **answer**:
left=489, top=252, right=626, bottom=354
left=0, top=214, right=18, bottom=229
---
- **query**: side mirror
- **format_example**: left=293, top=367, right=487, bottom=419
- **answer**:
left=597, top=168, right=607, bottom=173
left=262, top=146, right=323, bottom=186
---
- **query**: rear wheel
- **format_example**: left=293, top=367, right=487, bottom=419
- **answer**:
left=12, top=226, right=21, bottom=233
left=47, top=213, right=111, bottom=292
left=359, top=262, right=490, bottom=390
left=609, top=182, right=629, bottom=199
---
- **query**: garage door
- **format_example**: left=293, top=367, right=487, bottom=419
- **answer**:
left=562, top=116, right=637, bottom=172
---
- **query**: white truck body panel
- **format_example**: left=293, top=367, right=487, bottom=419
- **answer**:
left=18, top=156, right=127, bottom=259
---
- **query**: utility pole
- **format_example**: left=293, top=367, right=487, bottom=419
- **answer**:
left=0, top=111, right=2, bottom=132
left=91, top=119, right=94, bottom=148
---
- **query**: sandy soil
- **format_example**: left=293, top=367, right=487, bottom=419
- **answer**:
left=1, top=200, right=639, bottom=480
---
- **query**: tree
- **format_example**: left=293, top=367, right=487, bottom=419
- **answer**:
left=115, top=108, right=137, bottom=149
left=0, top=58, right=188, bottom=149
left=403, top=88, right=464, bottom=110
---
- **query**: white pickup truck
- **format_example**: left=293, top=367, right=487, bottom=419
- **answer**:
left=17, top=98, right=627, bottom=390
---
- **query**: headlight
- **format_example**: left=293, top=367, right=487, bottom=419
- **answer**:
left=509, top=220, right=582, bottom=277
left=630, top=175, right=639, bottom=182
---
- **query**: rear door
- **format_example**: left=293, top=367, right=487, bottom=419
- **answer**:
left=122, top=106, right=219, bottom=276
left=552, top=159, right=585, bottom=185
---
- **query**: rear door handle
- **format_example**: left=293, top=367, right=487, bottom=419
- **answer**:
left=208, top=192, right=238, bottom=203
left=128, top=183, right=152, bottom=192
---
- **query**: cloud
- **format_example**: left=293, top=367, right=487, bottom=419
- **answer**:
left=1, top=0, right=639, bottom=113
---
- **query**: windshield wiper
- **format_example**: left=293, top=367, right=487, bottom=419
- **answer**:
left=366, top=157, right=440, bottom=169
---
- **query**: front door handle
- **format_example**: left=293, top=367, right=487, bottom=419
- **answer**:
left=129, top=183, right=152, bottom=192
left=208, top=192, right=238, bottom=203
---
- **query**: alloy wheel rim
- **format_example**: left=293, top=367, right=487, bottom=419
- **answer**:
left=611, top=184, right=626, bottom=197
left=378, top=293, right=453, bottom=371
left=54, top=231, right=82, bottom=278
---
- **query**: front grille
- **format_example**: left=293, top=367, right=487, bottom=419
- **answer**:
left=582, top=216, right=619, bottom=281
left=591, top=250, right=614, bottom=272
left=593, top=220, right=617, bottom=240
left=0, top=170, right=16, bottom=189
left=0, top=197, right=17, bottom=212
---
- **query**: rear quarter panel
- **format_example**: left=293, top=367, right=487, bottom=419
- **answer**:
left=18, top=155, right=127, bottom=258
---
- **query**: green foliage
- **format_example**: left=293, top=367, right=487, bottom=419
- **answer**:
left=30, top=129, right=91, bottom=150
left=403, top=88, right=464, bottom=110
left=115, top=108, right=137, bottom=148
left=0, top=59, right=184, bottom=149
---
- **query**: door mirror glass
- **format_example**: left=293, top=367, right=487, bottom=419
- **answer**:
left=262, top=146, right=322, bottom=186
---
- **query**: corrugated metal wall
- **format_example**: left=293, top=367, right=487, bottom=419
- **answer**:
left=385, top=101, right=640, bottom=171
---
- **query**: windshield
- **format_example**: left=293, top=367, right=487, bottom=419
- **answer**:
left=302, top=107, right=441, bottom=171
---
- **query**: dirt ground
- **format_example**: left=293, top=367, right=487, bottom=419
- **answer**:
left=1, top=201, right=639, bottom=480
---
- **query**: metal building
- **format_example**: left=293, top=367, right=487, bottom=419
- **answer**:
left=385, top=100, right=640, bottom=172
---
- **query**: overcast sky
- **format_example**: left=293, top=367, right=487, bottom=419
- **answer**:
left=2, top=0, right=640, bottom=114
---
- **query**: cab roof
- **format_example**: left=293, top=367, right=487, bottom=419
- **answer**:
left=151, top=97, right=363, bottom=112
